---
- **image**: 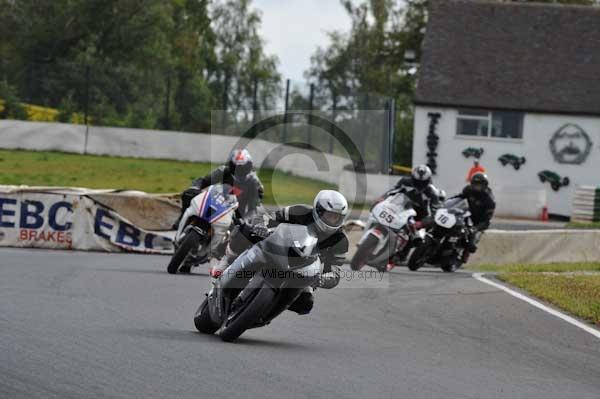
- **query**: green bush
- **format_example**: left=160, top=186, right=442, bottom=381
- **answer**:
left=57, top=92, right=77, bottom=123
left=0, top=81, right=27, bottom=120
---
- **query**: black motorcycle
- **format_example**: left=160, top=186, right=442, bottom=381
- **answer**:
left=408, top=198, right=473, bottom=273
left=194, top=223, right=339, bottom=342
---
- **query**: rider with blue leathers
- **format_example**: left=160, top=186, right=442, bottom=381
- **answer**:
left=175, top=149, right=264, bottom=228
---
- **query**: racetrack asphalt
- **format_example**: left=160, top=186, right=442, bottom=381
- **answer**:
left=1, top=248, right=599, bottom=399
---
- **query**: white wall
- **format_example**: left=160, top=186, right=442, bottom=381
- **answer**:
left=0, top=120, right=351, bottom=186
left=412, top=106, right=600, bottom=217
left=87, top=125, right=354, bottom=185
left=0, top=120, right=87, bottom=153
left=338, top=170, right=396, bottom=204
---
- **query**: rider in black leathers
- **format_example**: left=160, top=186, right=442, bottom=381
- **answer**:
left=213, top=190, right=349, bottom=315
left=454, top=172, right=496, bottom=254
left=386, top=165, right=442, bottom=221
left=379, top=165, right=443, bottom=263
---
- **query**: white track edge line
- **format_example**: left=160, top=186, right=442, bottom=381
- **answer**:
left=472, top=273, right=600, bottom=340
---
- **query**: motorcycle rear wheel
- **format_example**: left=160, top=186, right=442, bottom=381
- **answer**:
left=408, top=242, right=430, bottom=271
left=220, top=285, right=275, bottom=342
left=167, top=230, right=202, bottom=274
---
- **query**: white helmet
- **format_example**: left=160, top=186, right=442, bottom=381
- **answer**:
left=312, top=190, right=348, bottom=234
left=228, top=149, right=254, bottom=181
left=411, top=164, right=433, bottom=191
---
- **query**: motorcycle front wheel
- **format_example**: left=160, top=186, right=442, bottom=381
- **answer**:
left=194, top=297, right=220, bottom=334
left=350, top=234, right=379, bottom=271
left=220, top=285, right=275, bottom=342
left=167, top=230, right=202, bottom=274
left=441, top=261, right=462, bottom=273
left=408, top=240, right=432, bottom=271
left=441, top=251, right=464, bottom=273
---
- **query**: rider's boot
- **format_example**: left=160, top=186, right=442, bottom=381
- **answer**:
left=461, top=248, right=471, bottom=263
left=391, top=243, right=412, bottom=265
left=288, top=287, right=315, bottom=315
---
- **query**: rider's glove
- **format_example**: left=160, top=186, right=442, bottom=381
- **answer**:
left=407, top=217, right=418, bottom=235
left=319, top=265, right=341, bottom=290
left=250, top=224, right=270, bottom=239
left=267, top=218, right=280, bottom=228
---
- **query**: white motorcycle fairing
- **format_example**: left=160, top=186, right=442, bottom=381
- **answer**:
left=371, top=201, right=416, bottom=230
left=354, top=193, right=417, bottom=268
left=175, top=188, right=237, bottom=254
left=434, top=208, right=457, bottom=229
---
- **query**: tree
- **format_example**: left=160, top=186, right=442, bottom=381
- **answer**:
left=210, top=0, right=281, bottom=127
left=0, top=80, right=27, bottom=120
left=508, top=0, right=599, bottom=4
left=0, top=0, right=280, bottom=133
left=305, top=0, right=423, bottom=165
left=167, top=0, right=216, bottom=132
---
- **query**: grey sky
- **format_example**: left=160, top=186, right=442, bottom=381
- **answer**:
left=253, top=0, right=352, bottom=83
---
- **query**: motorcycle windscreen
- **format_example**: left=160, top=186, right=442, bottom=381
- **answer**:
left=259, top=223, right=319, bottom=270
left=198, top=184, right=239, bottom=223
left=442, top=197, right=469, bottom=212
left=372, top=197, right=416, bottom=229
left=386, top=192, right=412, bottom=210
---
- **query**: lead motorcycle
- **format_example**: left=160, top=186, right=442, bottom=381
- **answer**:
left=408, top=197, right=473, bottom=273
left=194, top=223, right=331, bottom=342
left=350, top=190, right=417, bottom=272
left=167, top=184, right=238, bottom=274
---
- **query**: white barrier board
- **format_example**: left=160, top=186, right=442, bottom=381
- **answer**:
left=0, top=188, right=174, bottom=254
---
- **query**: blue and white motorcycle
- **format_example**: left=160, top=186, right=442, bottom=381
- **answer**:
left=167, top=184, right=239, bottom=274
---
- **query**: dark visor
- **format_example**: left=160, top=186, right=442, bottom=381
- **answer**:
left=319, top=210, right=344, bottom=227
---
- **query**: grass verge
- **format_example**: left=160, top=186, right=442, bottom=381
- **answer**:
left=0, top=149, right=335, bottom=205
left=467, top=262, right=600, bottom=273
left=467, top=262, right=600, bottom=325
left=566, top=221, right=600, bottom=230
left=498, top=273, right=600, bottom=325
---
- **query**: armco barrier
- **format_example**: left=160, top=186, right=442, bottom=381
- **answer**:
left=572, top=186, right=600, bottom=222
left=1, top=185, right=599, bottom=264
left=0, top=186, right=177, bottom=254
left=344, top=227, right=600, bottom=266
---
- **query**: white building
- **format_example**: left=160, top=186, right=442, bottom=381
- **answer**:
left=412, top=0, right=600, bottom=218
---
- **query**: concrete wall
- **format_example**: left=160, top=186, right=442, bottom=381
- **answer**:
left=0, top=120, right=351, bottom=186
left=0, top=120, right=87, bottom=153
left=412, top=106, right=600, bottom=217
left=344, top=227, right=600, bottom=265
left=338, top=170, right=396, bottom=204
left=470, top=229, right=600, bottom=265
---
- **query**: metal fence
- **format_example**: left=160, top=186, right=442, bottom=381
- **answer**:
left=2, top=62, right=395, bottom=173
left=214, top=79, right=395, bottom=173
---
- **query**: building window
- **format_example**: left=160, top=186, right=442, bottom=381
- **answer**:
left=457, top=109, right=523, bottom=139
